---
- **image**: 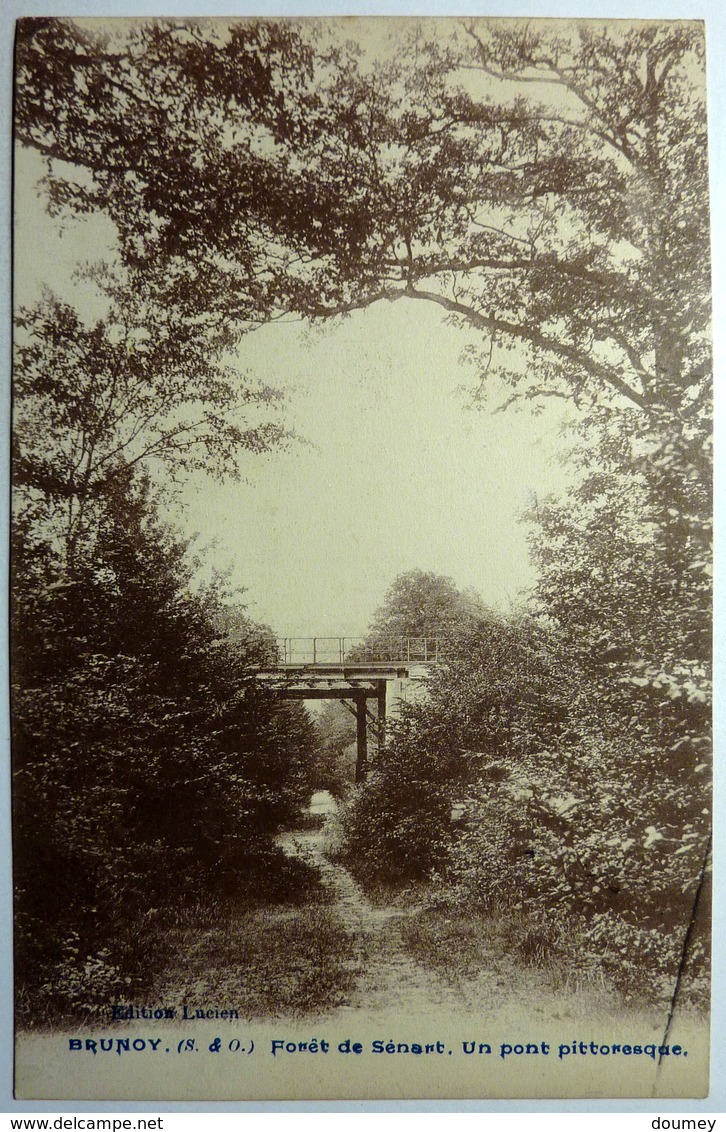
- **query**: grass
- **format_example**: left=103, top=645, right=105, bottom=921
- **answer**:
left=17, top=842, right=365, bottom=1029
left=18, top=898, right=367, bottom=1030
left=397, top=902, right=613, bottom=1003
left=149, top=899, right=366, bottom=1019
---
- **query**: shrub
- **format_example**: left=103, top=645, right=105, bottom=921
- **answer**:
left=12, top=476, right=319, bottom=1021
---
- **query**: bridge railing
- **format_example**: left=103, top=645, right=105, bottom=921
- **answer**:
left=274, top=637, right=447, bottom=665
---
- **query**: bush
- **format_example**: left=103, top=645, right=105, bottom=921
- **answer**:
left=337, top=600, right=710, bottom=1009
left=12, top=476, right=319, bottom=1021
left=337, top=716, right=460, bottom=884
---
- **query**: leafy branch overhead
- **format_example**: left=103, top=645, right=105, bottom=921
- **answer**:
left=15, top=18, right=711, bottom=425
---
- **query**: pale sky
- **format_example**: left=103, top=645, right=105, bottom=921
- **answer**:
left=14, top=132, right=577, bottom=641
left=175, top=306, right=576, bottom=636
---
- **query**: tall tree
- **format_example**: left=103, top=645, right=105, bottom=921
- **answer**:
left=12, top=468, right=318, bottom=1019
left=16, top=21, right=710, bottom=572
left=365, top=568, right=490, bottom=646
left=295, top=22, right=710, bottom=426
left=14, top=294, right=286, bottom=569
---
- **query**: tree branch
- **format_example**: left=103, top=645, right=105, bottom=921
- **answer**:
left=402, top=287, right=649, bottom=408
left=311, top=285, right=649, bottom=411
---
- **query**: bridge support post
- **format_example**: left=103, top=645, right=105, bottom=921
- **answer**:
left=354, top=691, right=367, bottom=783
left=376, top=680, right=386, bottom=749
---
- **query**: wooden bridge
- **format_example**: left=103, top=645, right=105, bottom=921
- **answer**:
left=274, top=637, right=446, bottom=666
left=260, top=638, right=445, bottom=781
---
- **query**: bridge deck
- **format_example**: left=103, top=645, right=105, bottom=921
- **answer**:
left=258, top=662, right=415, bottom=680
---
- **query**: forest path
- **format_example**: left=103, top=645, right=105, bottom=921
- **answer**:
left=105, top=799, right=624, bottom=1034
left=275, top=826, right=469, bottom=1020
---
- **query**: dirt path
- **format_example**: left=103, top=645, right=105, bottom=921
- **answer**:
left=18, top=816, right=701, bottom=1103
left=16, top=809, right=704, bottom=1102
left=276, top=827, right=488, bottom=1020
left=116, top=803, right=636, bottom=1032
left=274, top=821, right=641, bottom=1033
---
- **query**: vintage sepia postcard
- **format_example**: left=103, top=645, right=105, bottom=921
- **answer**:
left=11, top=15, right=712, bottom=1101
